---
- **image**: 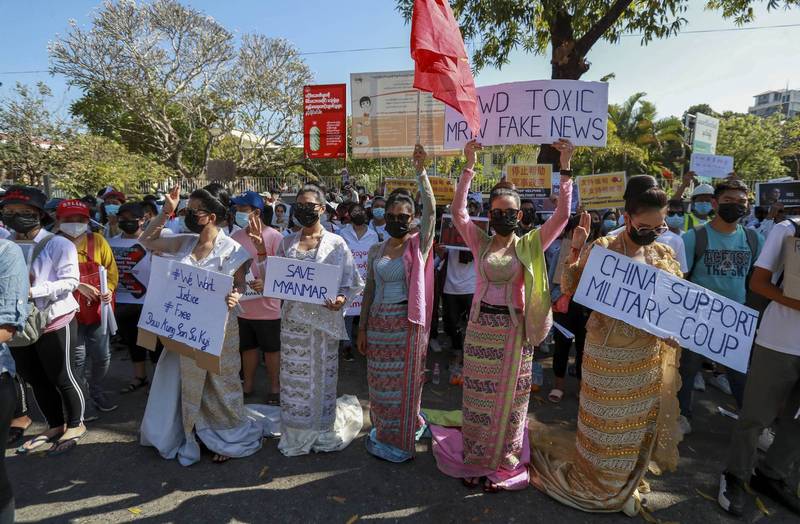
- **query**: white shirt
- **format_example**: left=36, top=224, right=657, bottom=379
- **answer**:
left=608, top=227, right=688, bottom=274
left=753, top=220, right=800, bottom=356
left=0, top=226, right=9, bottom=240
left=13, top=228, right=80, bottom=322
left=370, top=221, right=386, bottom=240
left=443, top=248, right=476, bottom=295
left=338, top=224, right=380, bottom=316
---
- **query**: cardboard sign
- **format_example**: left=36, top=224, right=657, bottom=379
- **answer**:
left=384, top=178, right=418, bottom=198
left=428, top=176, right=455, bottom=203
left=573, top=247, right=758, bottom=373
left=137, top=257, right=233, bottom=373
left=445, top=79, right=608, bottom=149
left=507, top=164, right=553, bottom=198
left=690, top=153, right=734, bottom=179
left=756, top=181, right=800, bottom=207
left=439, top=214, right=489, bottom=251
left=108, top=237, right=150, bottom=304
left=239, top=267, right=262, bottom=302
left=304, top=84, right=347, bottom=159
left=576, top=172, right=625, bottom=210
left=693, top=113, right=720, bottom=155
left=262, top=256, right=342, bottom=305
left=783, top=236, right=800, bottom=301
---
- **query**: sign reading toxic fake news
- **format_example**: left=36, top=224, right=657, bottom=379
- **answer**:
left=444, top=80, right=608, bottom=149
left=573, top=247, right=758, bottom=373
left=263, top=256, right=343, bottom=306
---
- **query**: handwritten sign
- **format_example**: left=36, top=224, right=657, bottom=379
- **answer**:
left=239, top=267, right=262, bottom=302
left=445, top=79, right=608, bottom=149
left=573, top=247, right=758, bottom=373
left=428, top=176, right=455, bottom=203
left=262, top=256, right=342, bottom=305
left=507, top=164, right=553, bottom=198
left=137, top=257, right=231, bottom=360
left=384, top=178, right=418, bottom=198
left=577, top=172, right=625, bottom=210
left=690, top=153, right=734, bottom=179
left=439, top=214, right=489, bottom=251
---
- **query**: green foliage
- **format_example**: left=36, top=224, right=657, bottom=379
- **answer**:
left=716, top=114, right=789, bottom=181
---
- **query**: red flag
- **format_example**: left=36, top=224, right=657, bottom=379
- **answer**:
left=410, top=0, right=480, bottom=135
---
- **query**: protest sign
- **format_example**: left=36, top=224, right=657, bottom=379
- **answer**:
left=444, top=80, right=608, bottom=149
left=573, top=246, right=758, bottom=373
left=782, top=236, right=800, bottom=301
left=137, top=257, right=232, bottom=373
left=468, top=191, right=483, bottom=207
left=693, top=113, right=720, bottom=155
left=429, top=176, right=455, bottom=203
left=576, top=172, right=625, bottom=210
left=384, top=178, right=419, bottom=197
left=690, top=153, right=734, bottom=179
left=756, top=180, right=800, bottom=207
left=108, top=237, right=150, bottom=304
left=439, top=214, right=489, bottom=251
left=304, top=84, right=347, bottom=159
left=239, top=266, right=262, bottom=302
left=350, top=71, right=456, bottom=158
left=507, top=164, right=552, bottom=198
left=347, top=245, right=371, bottom=316
left=262, top=256, right=342, bottom=305
left=548, top=171, right=580, bottom=213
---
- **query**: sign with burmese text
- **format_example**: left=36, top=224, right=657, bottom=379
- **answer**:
left=263, top=256, right=343, bottom=306
left=573, top=247, right=758, bottom=373
left=507, top=164, right=553, bottom=198
left=444, top=79, right=608, bottom=149
left=303, top=84, right=347, bottom=159
left=689, top=153, right=734, bottom=179
left=137, top=257, right=232, bottom=357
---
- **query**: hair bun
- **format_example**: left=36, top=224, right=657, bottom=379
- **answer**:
left=623, top=175, right=658, bottom=200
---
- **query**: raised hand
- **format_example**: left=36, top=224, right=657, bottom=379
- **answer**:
left=413, top=144, right=428, bottom=174
left=163, top=184, right=180, bottom=216
left=248, top=213, right=264, bottom=250
left=464, top=139, right=482, bottom=170
left=681, top=171, right=697, bottom=187
left=553, top=139, right=576, bottom=170
left=571, top=211, right=592, bottom=250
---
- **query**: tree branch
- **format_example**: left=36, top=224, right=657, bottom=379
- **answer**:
left=575, top=0, right=635, bottom=57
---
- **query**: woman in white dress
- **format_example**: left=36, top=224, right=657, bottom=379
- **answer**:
left=277, top=184, right=365, bottom=456
left=138, top=184, right=268, bottom=465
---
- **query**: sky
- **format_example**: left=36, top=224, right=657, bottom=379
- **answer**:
left=1, top=0, right=799, bottom=120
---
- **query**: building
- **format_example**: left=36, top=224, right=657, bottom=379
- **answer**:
left=748, top=89, right=800, bottom=118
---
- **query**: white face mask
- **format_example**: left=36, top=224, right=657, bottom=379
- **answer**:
left=60, top=222, right=88, bottom=238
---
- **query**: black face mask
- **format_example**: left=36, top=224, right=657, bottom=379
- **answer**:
left=717, top=203, right=747, bottom=224
left=628, top=226, right=659, bottom=246
left=350, top=212, right=367, bottom=226
left=521, top=209, right=535, bottom=225
left=118, top=220, right=141, bottom=234
left=490, top=210, right=519, bottom=237
left=293, top=205, right=320, bottom=228
left=184, top=210, right=209, bottom=234
left=3, top=213, right=40, bottom=234
left=385, top=219, right=410, bottom=239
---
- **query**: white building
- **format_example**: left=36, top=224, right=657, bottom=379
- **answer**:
left=748, top=89, right=800, bottom=118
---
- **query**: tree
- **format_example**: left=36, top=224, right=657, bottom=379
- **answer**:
left=51, top=0, right=311, bottom=177
left=0, top=82, right=71, bottom=186
left=53, top=134, right=174, bottom=197
left=716, top=114, right=788, bottom=181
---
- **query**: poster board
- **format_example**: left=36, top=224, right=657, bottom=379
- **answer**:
left=507, top=164, right=553, bottom=198
left=303, top=84, right=347, bottom=159
left=573, top=247, right=758, bottom=373
left=689, top=153, right=734, bottom=179
left=576, top=172, right=625, bottom=210
left=439, top=214, right=489, bottom=251
left=445, top=79, right=608, bottom=149
left=428, top=176, right=455, bottom=203
left=108, top=237, right=150, bottom=304
left=693, top=113, right=720, bottom=155
left=782, top=236, right=800, bottom=301
left=262, top=256, right=343, bottom=305
left=756, top=180, right=800, bottom=207
left=136, top=256, right=233, bottom=373
left=384, top=178, right=418, bottom=197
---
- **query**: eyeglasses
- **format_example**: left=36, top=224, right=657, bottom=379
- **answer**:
left=386, top=213, right=412, bottom=223
left=630, top=222, right=668, bottom=235
left=668, top=211, right=684, bottom=217
left=489, top=209, right=519, bottom=220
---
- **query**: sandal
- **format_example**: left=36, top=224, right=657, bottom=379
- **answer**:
left=212, top=454, right=231, bottom=464
left=7, top=423, right=31, bottom=446
left=548, top=388, right=564, bottom=404
left=462, top=477, right=481, bottom=489
left=482, top=478, right=502, bottom=493
left=265, top=393, right=280, bottom=406
left=47, top=431, right=87, bottom=457
left=120, top=376, right=149, bottom=394
left=17, top=431, right=64, bottom=455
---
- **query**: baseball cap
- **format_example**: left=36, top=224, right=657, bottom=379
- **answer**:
left=56, top=199, right=91, bottom=219
left=1, top=186, right=47, bottom=211
left=692, top=184, right=714, bottom=198
left=102, top=190, right=127, bottom=203
left=231, top=191, right=264, bottom=211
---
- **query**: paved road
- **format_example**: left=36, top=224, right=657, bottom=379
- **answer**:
left=6, top=342, right=799, bottom=523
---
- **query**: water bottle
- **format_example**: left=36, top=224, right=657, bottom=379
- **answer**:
left=531, top=362, right=544, bottom=392
left=432, top=363, right=441, bottom=385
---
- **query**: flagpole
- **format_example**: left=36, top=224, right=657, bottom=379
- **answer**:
left=416, top=90, right=421, bottom=144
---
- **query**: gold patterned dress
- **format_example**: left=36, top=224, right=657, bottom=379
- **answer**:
left=529, top=235, right=683, bottom=515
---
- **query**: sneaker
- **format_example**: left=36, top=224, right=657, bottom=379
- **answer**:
left=678, top=415, right=692, bottom=436
left=92, top=392, right=118, bottom=413
left=709, top=374, right=733, bottom=396
left=429, top=338, right=442, bottom=353
left=718, top=472, right=746, bottom=516
left=757, top=428, right=775, bottom=453
left=750, top=468, right=800, bottom=515
left=693, top=372, right=706, bottom=392
left=343, top=347, right=355, bottom=362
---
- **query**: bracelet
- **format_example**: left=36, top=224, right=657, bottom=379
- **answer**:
left=256, top=251, right=267, bottom=256
left=560, top=169, right=572, bottom=178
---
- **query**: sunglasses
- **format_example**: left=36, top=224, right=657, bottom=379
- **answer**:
left=668, top=211, right=684, bottom=217
left=386, top=212, right=412, bottom=223
left=489, top=209, right=519, bottom=220
left=630, top=222, right=668, bottom=236
left=295, top=203, right=321, bottom=212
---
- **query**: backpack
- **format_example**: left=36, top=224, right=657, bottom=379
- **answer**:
left=8, top=234, right=55, bottom=347
left=73, top=233, right=114, bottom=325
left=746, top=220, right=800, bottom=316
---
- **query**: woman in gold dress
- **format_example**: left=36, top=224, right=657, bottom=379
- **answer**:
left=530, top=175, right=683, bottom=516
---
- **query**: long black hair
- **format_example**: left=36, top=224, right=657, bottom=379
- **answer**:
left=623, top=175, right=667, bottom=216
left=190, top=188, right=229, bottom=226
left=489, top=181, right=520, bottom=209
left=386, top=188, right=416, bottom=215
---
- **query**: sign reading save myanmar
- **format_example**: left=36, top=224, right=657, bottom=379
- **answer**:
left=444, top=79, right=608, bottom=149
left=262, top=256, right=343, bottom=306
left=573, top=247, right=758, bottom=373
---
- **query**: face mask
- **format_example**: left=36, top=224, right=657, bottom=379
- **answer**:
left=693, top=202, right=712, bottom=216
left=184, top=210, right=209, bottom=234
left=717, top=203, right=747, bottom=224
left=118, top=220, right=141, bottom=235
left=94, top=211, right=102, bottom=222
left=617, top=215, right=625, bottom=226
left=603, top=219, right=617, bottom=232
left=665, top=215, right=684, bottom=230
left=293, top=205, right=320, bottom=228
left=3, top=213, right=40, bottom=234
left=627, top=225, right=659, bottom=246
left=385, top=219, right=410, bottom=239
left=489, top=210, right=519, bottom=237
left=105, top=204, right=120, bottom=216
left=521, top=209, right=535, bottom=225
left=350, top=212, right=367, bottom=226
left=60, top=222, right=88, bottom=238
left=234, top=211, right=251, bottom=229
left=371, top=208, right=385, bottom=220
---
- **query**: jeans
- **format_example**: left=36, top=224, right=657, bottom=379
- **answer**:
left=678, top=350, right=747, bottom=417
left=74, top=322, right=111, bottom=401
left=341, top=316, right=359, bottom=349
